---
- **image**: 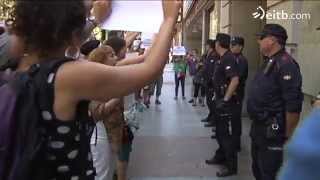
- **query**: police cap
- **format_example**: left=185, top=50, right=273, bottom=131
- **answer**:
left=216, top=33, right=231, bottom=48
left=231, top=36, right=244, bottom=46
left=256, top=24, right=288, bottom=45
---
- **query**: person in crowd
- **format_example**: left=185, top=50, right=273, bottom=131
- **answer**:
left=192, top=55, right=205, bottom=107
left=0, top=25, right=9, bottom=66
left=80, top=39, right=101, bottom=59
left=149, top=72, right=164, bottom=105
left=135, top=47, right=152, bottom=108
left=247, top=24, right=303, bottom=180
left=278, top=96, right=320, bottom=180
left=202, top=39, right=219, bottom=130
left=7, top=0, right=182, bottom=180
left=230, top=36, right=248, bottom=151
left=88, top=45, right=117, bottom=180
left=205, top=33, right=240, bottom=177
left=186, top=50, right=197, bottom=103
left=104, top=33, right=147, bottom=109
left=104, top=36, right=127, bottom=60
left=173, top=55, right=187, bottom=100
left=88, top=45, right=137, bottom=180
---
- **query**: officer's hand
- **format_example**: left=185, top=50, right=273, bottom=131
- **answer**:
left=216, top=99, right=228, bottom=110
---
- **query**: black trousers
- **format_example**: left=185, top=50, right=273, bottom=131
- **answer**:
left=205, top=88, right=216, bottom=122
left=214, top=101, right=239, bottom=171
left=251, top=140, right=283, bottom=180
left=232, top=96, right=244, bottom=149
left=194, top=83, right=205, bottom=98
left=250, top=122, right=284, bottom=180
left=174, top=73, right=185, bottom=97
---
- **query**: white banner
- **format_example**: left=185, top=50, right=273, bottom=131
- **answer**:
left=140, top=32, right=155, bottom=49
left=172, top=46, right=186, bottom=56
left=102, top=1, right=163, bottom=33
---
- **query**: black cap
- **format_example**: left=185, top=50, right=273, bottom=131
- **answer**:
left=80, top=40, right=100, bottom=56
left=216, top=33, right=231, bottom=48
left=206, top=39, right=215, bottom=49
left=256, top=24, right=288, bottom=44
left=231, top=36, right=244, bottom=46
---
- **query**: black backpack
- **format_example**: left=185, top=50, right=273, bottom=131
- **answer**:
left=0, top=59, right=74, bottom=180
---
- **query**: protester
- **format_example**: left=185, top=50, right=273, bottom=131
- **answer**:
left=278, top=105, right=320, bottom=180
left=4, top=1, right=182, bottom=180
left=80, top=39, right=101, bottom=59
left=149, top=72, right=164, bottom=105
left=0, top=24, right=9, bottom=66
left=192, top=56, right=205, bottom=107
left=104, top=37, right=127, bottom=59
left=88, top=46, right=117, bottom=180
left=186, top=50, right=197, bottom=103
left=91, top=37, right=149, bottom=180
left=278, top=95, right=320, bottom=180
left=173, top=55, right=187, bottom=100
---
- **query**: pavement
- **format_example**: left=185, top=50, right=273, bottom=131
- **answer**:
left=128, top=64, right=255, bottom=180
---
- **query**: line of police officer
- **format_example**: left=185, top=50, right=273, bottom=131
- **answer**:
left=201, top=24, right=303, bottom=179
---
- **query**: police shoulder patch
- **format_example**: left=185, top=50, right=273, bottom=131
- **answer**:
left=225, top=66, right=231, bottom=70
left=283, top=75, right=292, bottom=80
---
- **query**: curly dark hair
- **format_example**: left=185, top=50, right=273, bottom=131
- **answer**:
left=11, top=0, right=87, bottom=56
left=103, top=36, right=126, bottom=57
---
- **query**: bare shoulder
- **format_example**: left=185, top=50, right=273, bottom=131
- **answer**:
left=54, top=59, right=115, bottom=99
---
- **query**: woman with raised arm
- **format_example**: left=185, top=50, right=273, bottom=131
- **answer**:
left=9, top=0, right=182, bottom=179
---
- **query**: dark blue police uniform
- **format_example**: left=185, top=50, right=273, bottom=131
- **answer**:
left=233, top=52, right=248, bottom=150
left=203, top=52, right=220, bottom=124
left=212, top=50, right=240, bottom=173
left=247, top=49, right=303, bottom=180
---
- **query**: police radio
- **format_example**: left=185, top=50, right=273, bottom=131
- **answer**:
left=263, top=58, right=276, bottom=75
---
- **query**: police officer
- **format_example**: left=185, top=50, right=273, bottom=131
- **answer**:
left=247, top=24, right=303, bottom=180
left=230, top=36, right=248, bottom=151
left=205, top=33, right=240, bottom=177
left=202, top=39, right=219, bottom=129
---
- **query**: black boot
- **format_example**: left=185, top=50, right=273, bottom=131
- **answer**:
left=216, top=167, right=237, bottom=177
left=201, top=118, right=209, bottom=122
left=204, top=122, right=215, bottom=127
left=205, top=157, right=225, bottom=165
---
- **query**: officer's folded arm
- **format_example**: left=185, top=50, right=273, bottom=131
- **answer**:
left=224, top=76, right=239, bottom=101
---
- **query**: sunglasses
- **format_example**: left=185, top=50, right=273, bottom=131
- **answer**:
left=259, top=34, right=270, bottom=40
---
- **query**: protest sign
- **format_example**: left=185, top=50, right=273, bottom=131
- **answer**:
left=172, top=46, right=186, bottom=56
left=102, top=1, right=163, bottom=33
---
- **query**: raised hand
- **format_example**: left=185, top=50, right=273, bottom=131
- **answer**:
left=92, top=0, right=112, bottom=24
left=162, top=0, right=182, bottom=21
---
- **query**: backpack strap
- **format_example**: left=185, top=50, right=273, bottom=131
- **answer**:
left=31, top=58, right=74, bottom=117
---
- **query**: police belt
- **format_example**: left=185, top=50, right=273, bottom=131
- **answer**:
left=251, top=111, right=286, bottom=139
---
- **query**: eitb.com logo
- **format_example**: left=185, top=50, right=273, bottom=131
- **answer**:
left=252, top=6, right=265, bottom=19
left=252, top=6, right=311, bottom=20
